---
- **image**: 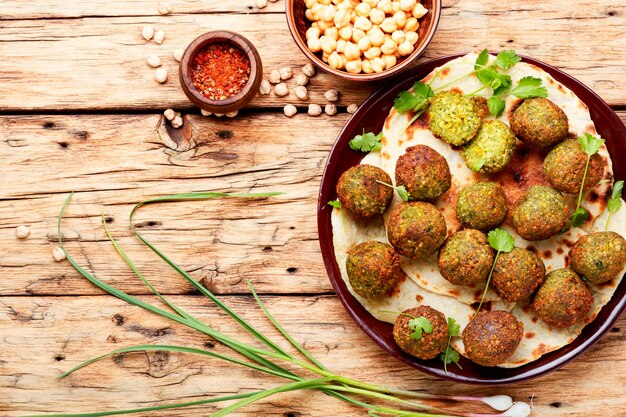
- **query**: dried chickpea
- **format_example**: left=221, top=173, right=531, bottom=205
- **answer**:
left=363, top=0, right=378, bottom=6
left=310, top=4, right=324, bottom=20
left=382, top=54, right=397, bottom=69
left=306, top=27, right=321, bottom=40
left=377, top=0, right=393, bottom=13
left=358, top=36, right=372, bottom=52
left=380, top=39, right=397, bottom=55
left=322, top=4, right=336, bottom=21
left=336, top=39, right=347, bottom=53
left=404, top=17, right=419, bottom=32
left=320, top=35, right=337, bottom=54
left=339, top=26, right=353, bottom=40
left=319, top=0, right=331, bottom=4
left=398, top=40, right=414, bottom=56
left=393, top=11, right=407, bottom=28
left=364, top=46, right=381, bottom=59
left=325, top=26, right=339, bottom=41
left=305, top=0, right=317, bottom=8
left=345, top=59, right=363, bottom=74
left=368, top=27, right=385, bottom=46
left=322, top=51, right=330, bottom=62
left=405, top=30, right=419, bottom=45
left=334, top=9, right=351, bottom=28
left=380, top=17, right=398, bottom=33
left=354, top=16, right=373, bottom=31
left=344, top=41, right=361, bottom=60
left=317, top=19, right=332, bottom=31
left=392, top=1, right=401, bottom=12
left=412, top=3, right=427, bottom=18
left=391, top=30, right=405, bottom=44
left=328, top=51, right=343, bottom=69
left=362, top=59, right=374, bottom=73
left=303, top=62, right=316, bottom=77
left=308, top=37, right=322, bottom=53
left=352, top=28, right=366, bottom=43
left=341, top=54, right=348, bottom=68
left=400, top=0, right=416, bottom=11
left=355, top=2, right=371, bottom=16
left=369, top=8, right=385, bottom=25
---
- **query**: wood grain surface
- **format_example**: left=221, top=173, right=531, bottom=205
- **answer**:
left=1, top=1, right=626, bottom=416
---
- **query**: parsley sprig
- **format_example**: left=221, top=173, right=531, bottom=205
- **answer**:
left=349, top=130, right=383, bottom=153
left=409, top=316, right=434, bottom=340
left=327, top=199, right=342, bottom=208
left=376, top=180, right=409, bottom=201
left=564, top=133, right=605, bottom=230
left=605, top=180, right=624, bottom=231
left=439, top=317, right=461, bottom=374
left=476, top=229, right=515, bottom=314
left=394, top=82, right=435, bottom=113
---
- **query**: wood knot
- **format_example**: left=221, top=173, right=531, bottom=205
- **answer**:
left=158, top=114, right=195, bottom=152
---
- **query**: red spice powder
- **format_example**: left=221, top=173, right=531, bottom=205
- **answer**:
left=191, top=42, right=251, bottom=101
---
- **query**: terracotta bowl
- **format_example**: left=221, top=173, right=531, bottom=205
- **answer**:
left=317, top=54, right=626, bottom=384
left=179, top=31, right=263, bottom=114
left=285, top=0, right=441, bottom=82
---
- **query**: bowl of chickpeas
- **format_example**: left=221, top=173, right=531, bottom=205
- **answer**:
left=286, top=0, right=441, bottom=81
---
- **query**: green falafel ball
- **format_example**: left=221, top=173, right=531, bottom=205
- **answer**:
left=570, top=231, right=626, bottom=284
left=543, top=139, right=605, bottom=194
left=346, top=241, right=405, bottom=299
left=429, top=91, right=485, bottom=146
left=462, top=120, right=516, bottom=173
left=395, top=145, right=452, bottom=201
left=462, top=311, right=524, bottom=367
left=393, top=306, right=448, bottom=360
left=512, top=186, right=569, bottom=241
left=438, top=229, right=494, bottom=286
left=492, top=247, right=546, bottom=302
left=509, top=98, right=569, bottom=148
left=336, top=164, right=393, bottom=223
left=387, top=201, right=447, bottom=260
left=531, top=268, right=593, bottom=328
left=456, top=182, right=509, bottom=232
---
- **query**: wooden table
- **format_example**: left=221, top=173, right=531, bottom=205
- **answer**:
left=1, top=1, right=625, bottom=416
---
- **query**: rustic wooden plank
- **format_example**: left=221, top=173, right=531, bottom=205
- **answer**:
left=2, top=294, right=625, bottom=416
left=0, top=112, right=354, bottom=296
left=0, top=0, right=624, bottom=111
left=0, top=0, right=283, bottom=19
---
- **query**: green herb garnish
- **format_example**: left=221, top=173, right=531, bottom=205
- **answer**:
left=439, top=317, right=462, bottom=374
left=510, top=76, right=548, bottom=99
left=409, top=316, right=434, bottom=340
left=376, top=180, right=409, bottom=201
left=475, top=229, right=515, bottom=314
left=349, top=130, right=383, bottom=152
left=328, top=199, right=342, bottom=208
left=487, top=96, right=506, bottom=118
left=494, top=50, right=522, bottom=70
left=605, top=180, right=624, bottom=231
left=393, top=81, right=435, bottom=113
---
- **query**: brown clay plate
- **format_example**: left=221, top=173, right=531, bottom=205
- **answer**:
left=317, top=54, right=626, bottom=384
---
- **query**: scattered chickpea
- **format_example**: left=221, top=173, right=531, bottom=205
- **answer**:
left=259, top=79, right=271, bottom=95
left=214, top=113, right=224, bottom=117
left=52, top=247, right=66, bottom=262
left=158, top=2, right=173, bottom=15
left=295, top=73, right=309, bottom=86
left=226, top=111, right=238, bottom=118
left=274, top=83, right=289, bottom=97
left=147, top=55, right=161, bottom=68
left=325, top=104, right=338, bottom=116
left=155, top=68, right=168, bottom=83
left=295, top=85, right=309, bottom=100
left=347, top=103, right=359, bottom=114
left=308, top=103, right=323, bottom=116
left=303, top=63, right=316, bottom=77
left=153, top=30, right=165, bottom=45
left=16, top=225, right=30, bottom=239
left=255, top=0, right=268, bottom=8
left=141, top=25, right=154, bottom=41
left=173, top=48, right=183, bottom=62
left=171, top=115, right=183, bottom=128
left=279, top=67, right=293, bottom=80
left=324, top=89, right=339, bottom=102
left=269, top=69, right=281, bottom=84
left=200, top=109, right=212, bottom=116
left=164, top=108, right=176, bottom=121
left=284, top=104, right=298, bottom=117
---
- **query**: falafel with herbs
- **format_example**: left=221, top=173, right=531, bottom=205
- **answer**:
left=512, top=185, right=569, bottom=241
left=393, top=306, right=448, bottom=360
left=492, top=247, right=546, bottom=302
left=438, top=229, right=494, bottom=286
left=462, top=311, right=524, bottom=367
left=570, top=231, right=626, bottom=284
left=346, top=241, right=405, bottom=299
left=461, top=120, right=516, bottom=173
left=428, top=90, right=485, bottom=146
left=456, top=182, right=509, bottom=232
left=531, top=268, right=593, bottom=328
left=509, top=97, right=569, bottom=148
left=336, top=164, right=393, bottom=223
left=395, top=145, right=452, bottom=201
left=543, top=139, right=605, bottom=194
left=387, top=201, right=447, bottom=261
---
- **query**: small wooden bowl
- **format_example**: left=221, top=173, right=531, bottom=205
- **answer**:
left=179, top=31, right=263, bottom=114
left=285, top=0, right=441, bottom=82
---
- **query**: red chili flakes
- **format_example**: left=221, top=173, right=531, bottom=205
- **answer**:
left=191, top=42, right=251, bottom=101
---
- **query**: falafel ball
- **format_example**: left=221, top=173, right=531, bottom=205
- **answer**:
left=531, top=268, right=593, bottom=328
left=393, top=305, right=448, bottom=360
left=456, top=182, right=509, bottom=232
left=462, top=311, right=524, bottom=367
left=387, top=201, right=447, bottom=260
left=336, top=164, right=393, bottom=222
left=461, top=120, right=516, bottom=173
left=492, top=247, right=546, bottom=302
left=395, top=145, right=452, bottom=201
left=429, top=91, right=485, bottom=146
left=438, top=229, right=494, bottom=286
left=543, top=139, right=605, bottom=194
left=570, top=231, right=626, bottom=284
left=509, top=98, right=569, bottom=148
left=512, top=186, right=569, bottom=241
left=346, top=241, right=405, bottom=299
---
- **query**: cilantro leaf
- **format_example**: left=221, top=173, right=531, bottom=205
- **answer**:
left=510, top=76, right=548, bottom=99
left=447, top=317, right=460, bottom=337
left=475, top=49, right=489, bottom=70
left=469, top=157, right=487, bottom=172
left=328, top=199, right=341, bottom=208
left=487, top=96, right=506, bottom=117
left=566, top=207, right=590, bottom=230
left=608, top=180, right=624, bottom=214
left=393, top=81, right=434, bottom=113
left=408, top=316, right=433, bottom=340
left=413, top=81, right=435, bottom=100
left=396, top=185, right=409, bottom=202
left=349, top=131, right=382, bottom=152
left=488, top=228, right=515, bottom=253
left=439, top=346, right=461, bottom=366
left=494, top=50, right=521, bottom=70
left=476, top=67, right=512, bottom=92
left=578, top=133, right=604, bottom=157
